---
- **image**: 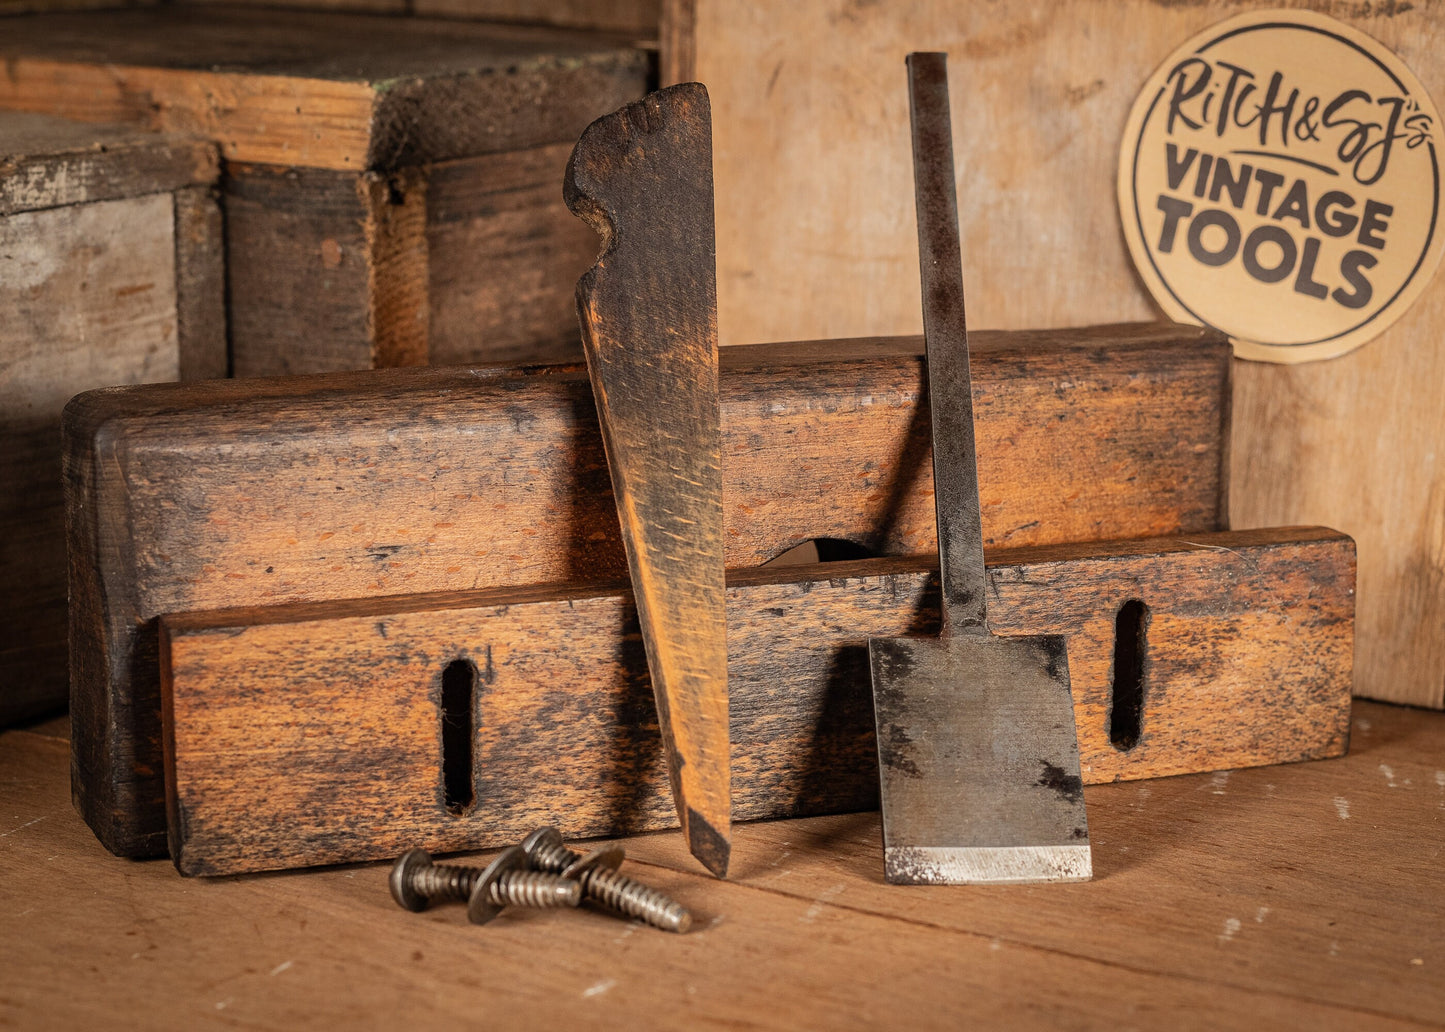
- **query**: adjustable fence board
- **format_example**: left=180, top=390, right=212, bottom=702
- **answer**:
left=160, top=527, right=1354, bottom=875
left=65, top=322, right=1229, bottom=858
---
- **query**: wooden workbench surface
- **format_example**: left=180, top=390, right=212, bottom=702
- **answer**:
left=2, top=701, right=1441, bottom=1029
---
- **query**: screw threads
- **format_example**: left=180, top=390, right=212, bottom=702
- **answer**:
left=492, top=870, right=582, bottom=908
left=393, top=832, right=692, bottom=933
left=528, top=838, right=579, bottom=872
left=580, top=866, right=692, bottom=933
left=411, top=863, right=480, bottom=902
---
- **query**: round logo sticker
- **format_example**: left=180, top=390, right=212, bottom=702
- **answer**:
left=1119, top=10, right=1444, bottom=362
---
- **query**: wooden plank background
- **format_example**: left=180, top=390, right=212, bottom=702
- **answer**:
left=0, top=113, right=221, bottom=726
left=0, top=196, right=178, bottom=724
left=675, top=0, right=1445, bottom=708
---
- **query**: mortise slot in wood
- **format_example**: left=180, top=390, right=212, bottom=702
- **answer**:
left=763, top=538, right=879, bottom=567
left=1110, top=599, right=1150, bottom=752
left=440, top=658, right=476, bottom=814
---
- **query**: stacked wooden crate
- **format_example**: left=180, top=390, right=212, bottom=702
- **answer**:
left=0, top=111, right=222, bottom=725
left=0, top=6, right=649, bottom=373
left=0, top=4, right=649, bottom=726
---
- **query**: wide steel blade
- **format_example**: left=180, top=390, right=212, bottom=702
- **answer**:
left=564, top=84, right=730, bottom=877
left=871, top=634, right=1091, bottom=884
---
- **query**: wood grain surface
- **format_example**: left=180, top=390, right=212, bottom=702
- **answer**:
left=0, top=7, right=649, bottom=171
left=566, top=83, right=731, bottom=875
left=673, top=0, right=1445, bottom=708
left=1, top=198, right=173, bottom=726
left=172, top=184, right=227, bottom=382
left=427, top=145, right=601, bottom=367
left=412, top=0, right=659, bottom=33
left=3, top=701, right=1442, bottom=1028
left=0, top=110, right=217, bottom=216
left=1, top=119, right=220, bottom=726
left=158, top=528, right=1353, bottom=876
left=225, top=164, right=430, bottom=375
left=64, top=322, right=1230, bottom=857
left=226, top=144, right=603, bottom=375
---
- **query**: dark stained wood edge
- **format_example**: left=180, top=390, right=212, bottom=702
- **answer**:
left=64, top=413, right=144, bottom=852
left=1217, top=346, right=1234, bottom=533
left=0, top=115, right=217, bottom=216
left=160, top=576, right=636, bottom=633
left=158, top=615, right=183, bottom=868
left=366, top=48, right=652, bottom=169
left=718, top=321, right=1228, bottom=370
left=173, top=184, right=228, bottom=381
left=158, top=528, right=1344, bottom=636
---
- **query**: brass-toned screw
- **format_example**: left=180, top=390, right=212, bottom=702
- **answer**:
left=390, top=846, right=581, bottom=925
left=521, top=827, right=693, bottom=933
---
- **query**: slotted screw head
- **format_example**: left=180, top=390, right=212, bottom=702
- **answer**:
left=390, top=848, right=435, bottom=912
left=467, top=846, right=529, bottom=925
left=563, top=845, right=625, bottom=880
left=520, top=827, right=571, bottom=869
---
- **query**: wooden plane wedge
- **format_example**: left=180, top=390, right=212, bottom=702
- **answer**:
left=563, top=83, right=731, bottom=877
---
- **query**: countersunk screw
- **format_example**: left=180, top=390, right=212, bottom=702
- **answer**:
left=390, top=846, right=582, bottom=925
left=521, top=827, right=693, bottom=933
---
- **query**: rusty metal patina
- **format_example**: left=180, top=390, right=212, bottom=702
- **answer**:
left=867, top=52, right=1092, bottom=886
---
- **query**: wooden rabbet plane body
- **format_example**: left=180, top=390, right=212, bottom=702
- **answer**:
left=65, top=320, right=1231, bottom=860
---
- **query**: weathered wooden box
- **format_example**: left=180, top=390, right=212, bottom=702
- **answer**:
left=0, top=111, right=222, bottom=726
left=0, top=6, right=649, bottom=373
